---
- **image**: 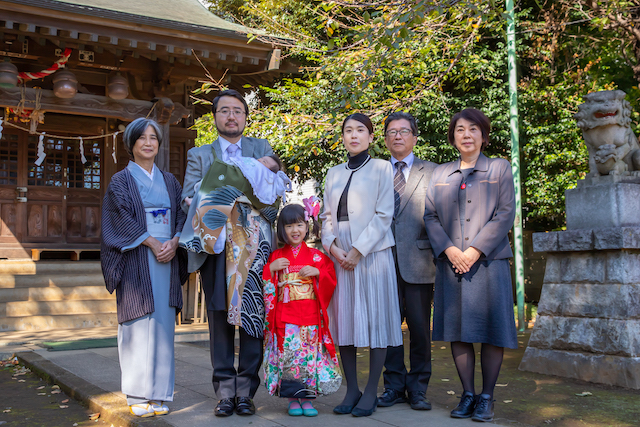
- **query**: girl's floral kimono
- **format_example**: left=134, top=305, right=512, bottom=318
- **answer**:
left=262, top=242, right=342, bottom=398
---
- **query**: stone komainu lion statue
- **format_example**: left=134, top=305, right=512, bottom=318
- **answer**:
left=574, top=90, right=640, bottom=176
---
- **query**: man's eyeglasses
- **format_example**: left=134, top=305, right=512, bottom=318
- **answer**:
left=385, top=128, right=412, bottom=137
left=216, top=108, right=246, bottom=116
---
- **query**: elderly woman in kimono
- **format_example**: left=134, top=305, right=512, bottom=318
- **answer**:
left=101, top=117, right=187, bottom=418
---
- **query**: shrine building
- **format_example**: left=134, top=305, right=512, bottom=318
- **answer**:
left=0, top=0, right=291, bottom=331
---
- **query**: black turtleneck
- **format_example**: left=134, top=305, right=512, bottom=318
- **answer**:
left=337, top=150, right=371, bottom=221
left=347, top=149, right=370, bottom=169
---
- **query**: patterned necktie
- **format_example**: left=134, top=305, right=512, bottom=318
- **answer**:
left=227, top=143, right=239, bottom=160
left=394, top=161, right=406, bottom=217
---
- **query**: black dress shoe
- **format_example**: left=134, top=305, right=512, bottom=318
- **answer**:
left=333, top=392, right=362, bottom=414
left=351, top=397, right=378, bottom=417
left=214, top=398, right=235, bottom=417
left=471, top=394, right=494, bottom=422
left=235, top=397, right=256, bottom=415
left=450, top=391, right=476, bottom=418
left=408, top=391, right=432, bottom=410
left=377, top=388, right=407, bottom=407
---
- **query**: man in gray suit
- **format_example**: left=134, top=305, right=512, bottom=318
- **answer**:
left=378, top=112, right=437, bottom=410
left=181, top=89, right=273, bottom=417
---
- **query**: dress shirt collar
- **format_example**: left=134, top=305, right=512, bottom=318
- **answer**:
left=218, top=136, right=242, bottom=158
left=390, top=152, right=415, bottom=171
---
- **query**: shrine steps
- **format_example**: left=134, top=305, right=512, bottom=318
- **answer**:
left=0, top=260, right=117, bottom=332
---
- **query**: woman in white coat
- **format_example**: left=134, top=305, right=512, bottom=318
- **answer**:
left=321, top=113, right=402, bottom=417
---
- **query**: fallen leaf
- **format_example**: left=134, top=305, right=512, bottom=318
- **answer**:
left=51, top=390, right=61, bottom=394
left=89, top=413, right=100, bottom=421
left=503, top=400, right=513, bottom=403
left=441, top=378, right=450, bottom=382
left=440, top=346, right=446, bottom=349
left=575, top=392, right=592, bottom=397
left=37, top=393, right=46, bottom=396
left=18, top=379, right=25, bottom=382
left=59, top=405, right=69, bottom=409
left=36, top=386, right=45, bottom=390
left=2, top=409, right=10, bottom=413
left=496, top=383, right=508, bottom=387
left=73, top=424, right=78, bottom=426
left=446, top=390, right=456, bottom=395
left=52, top=385, right=60, bottom=390
left=61, top=399, right=69, bottom=404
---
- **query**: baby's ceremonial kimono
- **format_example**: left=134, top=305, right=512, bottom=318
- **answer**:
left=179, top=151, right=279, bottom=338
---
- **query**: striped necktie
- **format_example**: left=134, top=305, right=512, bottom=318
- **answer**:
left=394, top=161, right=406, bottom=217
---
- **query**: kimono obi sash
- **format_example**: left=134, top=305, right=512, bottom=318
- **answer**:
left=277, top=273, right=316, bottom=303
left=145, top=208, right=172, bottom=239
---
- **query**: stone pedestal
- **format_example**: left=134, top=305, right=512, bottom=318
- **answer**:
left=519, top=225, right=640, bottom=389
left=566, top=174, right=640, bottom=230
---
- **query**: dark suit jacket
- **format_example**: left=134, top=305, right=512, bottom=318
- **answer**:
left=181, top=136, right=273, bottom=271
left=423, top=153, right=515, bottom=260
left=393, top=157, right=437, bottom=284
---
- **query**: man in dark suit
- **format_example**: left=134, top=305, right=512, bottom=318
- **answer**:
left=378, top=111, right=437, bottom=410
left=181, top=89, right=273, bottom=417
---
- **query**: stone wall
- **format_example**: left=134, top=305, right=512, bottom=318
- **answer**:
left=519, top=226, right=640, bottom=389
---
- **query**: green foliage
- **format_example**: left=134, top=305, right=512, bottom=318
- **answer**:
left=195, top=0, right=640, bottom=230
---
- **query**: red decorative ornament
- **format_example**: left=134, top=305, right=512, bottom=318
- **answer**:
left=460, top=182, right=466, bottom=190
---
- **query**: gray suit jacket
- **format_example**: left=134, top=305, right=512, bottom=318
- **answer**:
left=393, top=157, right=437, bottom=284
left=181, top=136, right=273, bottom=272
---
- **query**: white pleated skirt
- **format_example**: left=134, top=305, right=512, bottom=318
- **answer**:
left=328, top=221, right=403, bottom=349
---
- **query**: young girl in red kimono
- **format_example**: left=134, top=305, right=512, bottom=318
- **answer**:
left=262, top=201, right=342, bottom=417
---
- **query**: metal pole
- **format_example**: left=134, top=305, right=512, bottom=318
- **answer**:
left=506, top=0, right=525, bottom=332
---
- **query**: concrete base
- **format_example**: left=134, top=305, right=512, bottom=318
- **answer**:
left=520, top=347, right=640, bottom=389
left=522, top=228, right=640, bottom=389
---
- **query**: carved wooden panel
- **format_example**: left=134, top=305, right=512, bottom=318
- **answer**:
left=86, top=207, right=100, bottom=238
left=67, top=206, right=82, bottom=238
left=27, top=205, right=44, bottom=237
left=0, top=203, right=16, bottom=237
left=47, top=205, right=63, bottom=237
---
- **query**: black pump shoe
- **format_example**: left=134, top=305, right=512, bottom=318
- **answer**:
left=450, top=391, right=476, bottom=418
left=351, top=397, right=378, bottom=417
left=333, top=392, right=362, bottom=414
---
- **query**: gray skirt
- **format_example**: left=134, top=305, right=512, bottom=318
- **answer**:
left=432, top=258, right=518, bottom=349
left=328, top=221, right=403, bottom=349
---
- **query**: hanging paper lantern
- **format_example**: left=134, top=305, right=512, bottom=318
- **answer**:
left=52, top=69, right=78, bottom=98
left=0, top=61, right=18, bottom=88
left=107, top=74, right=129, bottom=100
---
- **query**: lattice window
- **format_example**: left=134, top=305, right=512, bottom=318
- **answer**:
left=27, top=137, right=102, bottom=189
left=28, top=137, right=64, bottom=187
left=66, top=139, right=101, bottom=189
left=0, top=132, right=19, bottom=185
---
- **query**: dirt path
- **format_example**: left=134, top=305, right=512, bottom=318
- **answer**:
left=0, top=358, right=114, bottom=427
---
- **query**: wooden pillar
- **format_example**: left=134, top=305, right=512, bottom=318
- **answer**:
left=153, top=97, right=174, bottom=172
left=155, top=121, right=171, bottom=171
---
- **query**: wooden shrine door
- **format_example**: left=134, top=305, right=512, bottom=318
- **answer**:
left=0, top=127, right=102, bottom=247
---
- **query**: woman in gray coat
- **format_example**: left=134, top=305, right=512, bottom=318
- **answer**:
left=424, top=108, right=517, bottom=423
